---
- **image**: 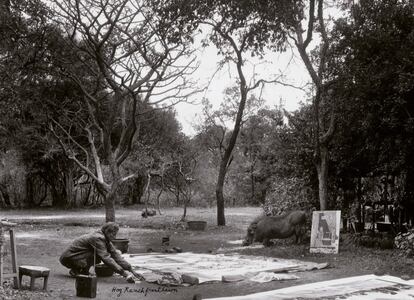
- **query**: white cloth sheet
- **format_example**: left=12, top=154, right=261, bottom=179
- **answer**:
left=204, top=274, right=414, bottom=300
left=123, top=252, right=322, bottom=283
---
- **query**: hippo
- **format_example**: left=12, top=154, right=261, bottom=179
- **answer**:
left=242, top=210, right=306, bottom=247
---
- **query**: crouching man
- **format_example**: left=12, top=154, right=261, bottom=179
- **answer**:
left=59, top=222, right=142, bottom=283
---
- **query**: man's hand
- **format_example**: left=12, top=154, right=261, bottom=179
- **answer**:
left=131, top=270, right=144, bottom=281
left=126, top=274, right=135, bottom=283
left=123, top=271, right=135, bottom=283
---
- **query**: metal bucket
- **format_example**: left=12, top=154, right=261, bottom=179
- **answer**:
left=111, top=238, right=129, bottom=253
left=75, top=275, right=97, bottom=298
left=162, top=236, right=170, bottom=246
left=187, top=221, right=207, bottom=231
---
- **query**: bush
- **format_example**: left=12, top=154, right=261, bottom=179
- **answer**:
left=0, top=150, right=27, bottom=208
left=351, top=233, right=394, bottom=249
left=263, top=177, right=316, bottom=215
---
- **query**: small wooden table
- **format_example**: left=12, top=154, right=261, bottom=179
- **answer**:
left=0, top=221, right=19, bottom=289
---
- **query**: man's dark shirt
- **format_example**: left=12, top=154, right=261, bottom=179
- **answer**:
left=60, top=230, right=132, bottom=274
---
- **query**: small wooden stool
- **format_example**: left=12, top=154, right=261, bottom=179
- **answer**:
left=19, top=265, right=50, bottom=290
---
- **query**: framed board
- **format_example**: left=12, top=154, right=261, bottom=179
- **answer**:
left=310, top=210, right=341, bottom=254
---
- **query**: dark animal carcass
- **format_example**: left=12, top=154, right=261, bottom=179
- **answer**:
left=242, top=211, right=306, bottom=247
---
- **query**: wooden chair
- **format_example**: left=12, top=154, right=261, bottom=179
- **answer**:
left=0, top=221, right=19, bottom=289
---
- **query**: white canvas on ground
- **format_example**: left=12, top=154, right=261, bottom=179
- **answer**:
left=123, top=252, right=327, bottom=283
left=204, top=274, right=414, bottom=300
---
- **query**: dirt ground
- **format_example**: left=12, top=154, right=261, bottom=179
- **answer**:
left=1, top=206, right=414, bottom=300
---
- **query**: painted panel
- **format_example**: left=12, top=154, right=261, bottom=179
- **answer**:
left=310, top=210, right=341, bottom=254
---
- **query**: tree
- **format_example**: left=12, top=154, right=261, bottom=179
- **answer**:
left=0, top=0, right=86, bottom=208
left=123, top=107, right=184, bottom=206
left=159, top=0, right=298, bottom=225
left=183, top=0, right=343, bottom=211
left=50, top=0, right=197, bottom=221
left=168, top=140, right=199, bottom=221
left=330, top=0, right=414, bottom=172
left=328, top=0, right=414, bottom=221
left=236, top=107, right=280, bottom=204
left=285, top=0, right=341, bottom=210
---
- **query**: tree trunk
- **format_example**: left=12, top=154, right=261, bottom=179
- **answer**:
left=357, top=177, right=363, bottom=224
left=181, top=197, right=188, bottom=222
left=132, top=173, right=147, bottom=205
left=156, top=189, right=163, bottom=215
left=216, top=160, right=227, bottom=226
left=105, top=190, right=116, bottom=222
left=25, top=176, right=33, bottom=207
left=50, top=185, right=62, bottom=208
left=83, top=183, right=92, bottom=206
left=65, top=168, right=75, bottom=207
left=316, top=145, right=329, bottom=210
left=101, top=162, right=122, bottom=222
left=143, top=174, right=151, bottom=215
left=0, top=183, right=10, bottom=207
left=175, top=190, right=180, bottom=206
left=156, top=176, right=164, bottom=215
left=259, top=188, right=267, bottom=205
left=403, top=167, right=414, bottom=227
left=250, top=163, right=255, bottom=203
